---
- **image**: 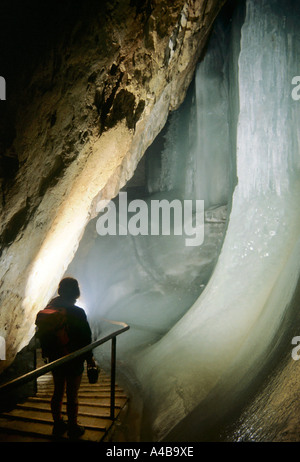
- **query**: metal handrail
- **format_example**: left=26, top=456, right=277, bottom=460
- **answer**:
left=0, top=320, right=130, bottom=420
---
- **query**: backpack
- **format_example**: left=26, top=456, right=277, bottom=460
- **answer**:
left=35, top=306, right=69, bottom=358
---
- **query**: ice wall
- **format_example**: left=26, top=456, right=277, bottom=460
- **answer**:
left=133, top=0, right=300, bottom=441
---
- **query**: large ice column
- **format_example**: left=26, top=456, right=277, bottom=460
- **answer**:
left=135, top=0, right=300, bottom=441
left=194, top=18, right=231, bottom=208
left=146, top=18, right=233, bottom=209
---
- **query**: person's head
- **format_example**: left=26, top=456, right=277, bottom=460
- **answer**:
left=58, top=277, right=80, bottom=302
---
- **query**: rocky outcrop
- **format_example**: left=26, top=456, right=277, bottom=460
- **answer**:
left=0, top=0, right=226, bottom=371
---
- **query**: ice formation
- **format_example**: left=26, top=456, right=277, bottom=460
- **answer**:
left=67, top=0, right=300, bottom=441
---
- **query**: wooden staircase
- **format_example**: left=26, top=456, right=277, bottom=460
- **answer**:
left=0, top=362, right=128, bottom=442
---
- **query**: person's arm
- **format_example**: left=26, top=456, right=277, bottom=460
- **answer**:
left=78, top=308, right=96, bottom=365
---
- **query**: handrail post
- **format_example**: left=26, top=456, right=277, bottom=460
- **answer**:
left=33, top=336, right=37, bottom=395
left=110, top=336, right=116, bottom=420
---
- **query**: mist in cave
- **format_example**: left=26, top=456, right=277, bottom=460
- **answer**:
left=65, top=0, right=300, bottom=442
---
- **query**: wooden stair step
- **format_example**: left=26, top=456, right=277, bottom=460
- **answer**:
left=38, top=376, right=111, bottom=382
left=37, top=372, right=110, bottom=380
left=16, top=402, right=119, bottom=418
left=0, top=416, right=106, bottom=442
left=36, top=393, right=127, bottom=400
left=1, top=408, right=113, bottom=431
left=0, top=431, right=52, bottom=442
left=37, top=386, right=124, bottom=393
left=27, top=396, right=127, bottom=408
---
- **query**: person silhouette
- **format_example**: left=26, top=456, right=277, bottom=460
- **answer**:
left=36, top=277, right=96, bottom=439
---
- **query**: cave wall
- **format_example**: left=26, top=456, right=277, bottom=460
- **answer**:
left=0, top=0, right=226, bottom=371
